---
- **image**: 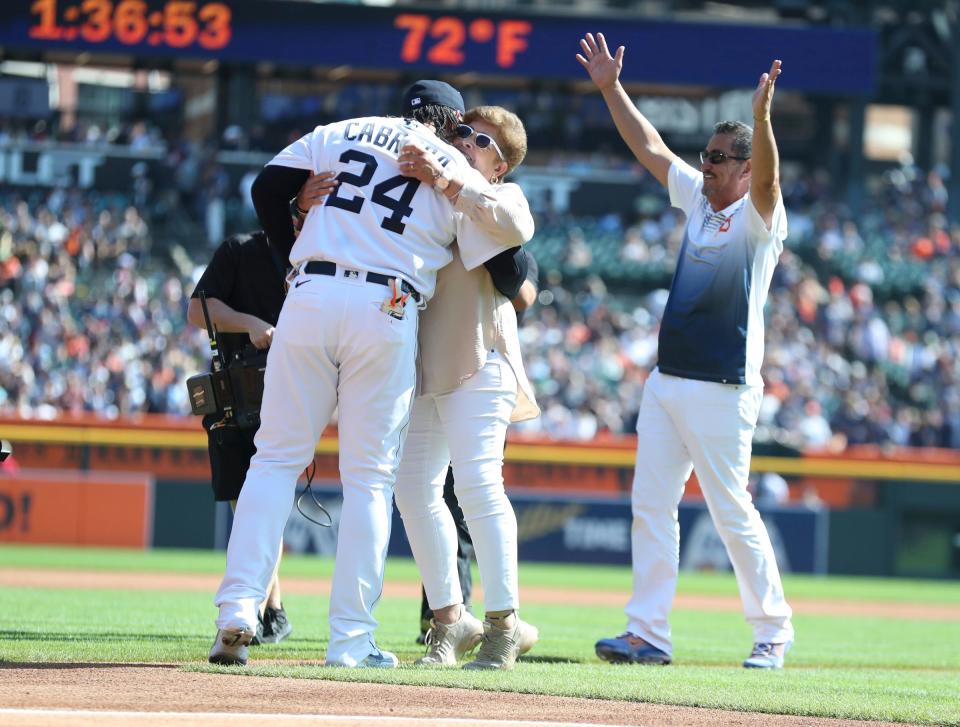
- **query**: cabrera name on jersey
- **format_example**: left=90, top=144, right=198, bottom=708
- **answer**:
left=269, top=116, right=468, bottom=286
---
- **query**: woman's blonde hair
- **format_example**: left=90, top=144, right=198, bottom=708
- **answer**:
left=463, top=105, right=527, bottom=178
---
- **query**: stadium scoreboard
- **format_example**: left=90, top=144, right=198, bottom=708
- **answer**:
left=2, top=0, right=876, bottom=94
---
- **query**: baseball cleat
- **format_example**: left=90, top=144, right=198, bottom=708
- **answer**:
left=463, top=617, right=538, bottom=671
left=208, top=626, right=255, bottom=666
left=743, top=640, right=792, bottom=669
left=259, top=605, right=292, bottom=644
left=415, top=610, right=484, bottom=666
left=250, top=611, right=265, bottom=646
left=595, top=633, right=671, bottom=665
left=326, top=647, right=399, bottom=668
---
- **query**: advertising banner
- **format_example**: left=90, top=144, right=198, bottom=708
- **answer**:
left=281, top=484, right=828, bottom=574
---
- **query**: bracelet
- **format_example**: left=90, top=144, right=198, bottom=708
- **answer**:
left=754, top=115, right=770, bottom=123
left=289, top=198, right=308, bottom=218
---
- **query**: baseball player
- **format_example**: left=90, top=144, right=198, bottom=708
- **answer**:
left=208, top=81, right=530, bottom=668
left=293, top=106, right=539, bottom=670
left=188, top=174, right=337, bottom=644
left=578, top=33, right=794, bottom=668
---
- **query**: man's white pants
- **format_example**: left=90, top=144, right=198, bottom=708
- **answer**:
left=626, top=368, right=793, bottom=655
left=394, top=351, right=519, bottom=613
left=214, top=271, right=418, bottom=667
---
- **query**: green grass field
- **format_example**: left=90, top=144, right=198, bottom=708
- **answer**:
left=1, top=545, right=959, bottom=725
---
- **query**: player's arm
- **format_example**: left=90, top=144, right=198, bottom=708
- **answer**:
left=483, top=246, right=528, bottom=300
left=513, top=280, right=537, bottom=313
left=512, top=249, right=539, bottom=313
left=293, top=172, right=339, bottom=218
left=576, top=33, right=677, bottom=188
left=750, top=60, right=783, bottom=228
left=251, top=165, right=311, bottom=262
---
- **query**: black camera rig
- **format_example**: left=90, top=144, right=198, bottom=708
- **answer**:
left=186, top=292, right=266, bottom=430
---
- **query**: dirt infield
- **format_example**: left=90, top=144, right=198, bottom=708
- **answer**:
left=0, top=664, right=909, bottom=727
left=0, top=567, right=934, bottom=726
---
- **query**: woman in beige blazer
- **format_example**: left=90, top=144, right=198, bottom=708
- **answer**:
left=393, top=106, right=540, bottom=671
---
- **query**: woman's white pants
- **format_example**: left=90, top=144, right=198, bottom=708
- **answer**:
left=394, top=351, right=519, bottom=613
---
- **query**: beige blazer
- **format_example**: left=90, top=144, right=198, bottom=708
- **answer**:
left=418, top=173, right=539, bottom=422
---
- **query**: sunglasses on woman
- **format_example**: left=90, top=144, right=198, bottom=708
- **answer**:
left=456, top=124, right=505, bottom=161
left=700, top=149, right=750, bottom=165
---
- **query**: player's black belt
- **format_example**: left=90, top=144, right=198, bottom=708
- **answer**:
left=303, top=260, right=421, bottom=303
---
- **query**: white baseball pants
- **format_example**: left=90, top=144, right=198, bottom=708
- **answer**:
left=394, top=351, right=519, bottom=613
left=625, top=368, right=793, bottom=655
left=214, top=270, right=418, bottom=667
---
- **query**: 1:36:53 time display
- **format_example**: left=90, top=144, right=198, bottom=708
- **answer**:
left=29, top=0, right=231, bottom=50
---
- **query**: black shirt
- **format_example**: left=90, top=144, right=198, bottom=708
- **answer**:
left=191, top=231, right=287, bottom=364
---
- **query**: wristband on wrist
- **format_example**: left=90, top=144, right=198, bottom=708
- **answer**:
left=434, top=167, right=451, bottom=191
left=754, top=115, right=770, bottom=123
left=289, top=198, right=308, bottom=218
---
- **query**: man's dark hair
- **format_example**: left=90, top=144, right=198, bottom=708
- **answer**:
left=714, top=120, right=752, bottom=159
left=408, top=105, right=462, bottom=143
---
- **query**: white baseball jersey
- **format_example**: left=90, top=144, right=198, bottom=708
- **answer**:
left=270, top=116, right=483, bottom=299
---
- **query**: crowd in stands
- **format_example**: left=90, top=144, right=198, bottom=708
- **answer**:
left=0, top=187, right=206, bottom=419
left=1, top=119, right=959, bottom=452
left=517, top=162, right=960, bottom=450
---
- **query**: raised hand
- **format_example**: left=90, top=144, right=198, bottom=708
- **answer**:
left=752, top=60, right=782, bottom=121
left=576, top=32, right=624, bottom=91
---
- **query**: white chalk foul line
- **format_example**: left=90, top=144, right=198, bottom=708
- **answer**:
left=0, top=708, right=635, bottom=727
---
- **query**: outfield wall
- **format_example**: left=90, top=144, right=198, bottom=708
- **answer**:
left=1, top=415, right=958, bottom=577
left=272, top=483, right=829, bottom=574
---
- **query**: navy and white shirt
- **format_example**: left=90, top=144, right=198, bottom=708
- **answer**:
left=657, top=159, right=787, bottom=386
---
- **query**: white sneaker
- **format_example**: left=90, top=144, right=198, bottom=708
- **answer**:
left=326, top=647, right=399, bottom=668
left=208, top=627, right=255, bottom=666
left=743, top=640, right=792, bottom=669
left=360, top=648, right=399, bottom=668
left=415, top=611, right=484, bottom=666
left=463, top=618, right=539, bottom=671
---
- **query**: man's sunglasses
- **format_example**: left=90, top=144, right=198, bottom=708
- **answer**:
left=456, top=124, right=505, bottom=161
left=700, top=149, right=750, bottom=165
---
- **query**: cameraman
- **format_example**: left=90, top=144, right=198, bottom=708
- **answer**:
left=187, top=228, right=292, bottom=645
